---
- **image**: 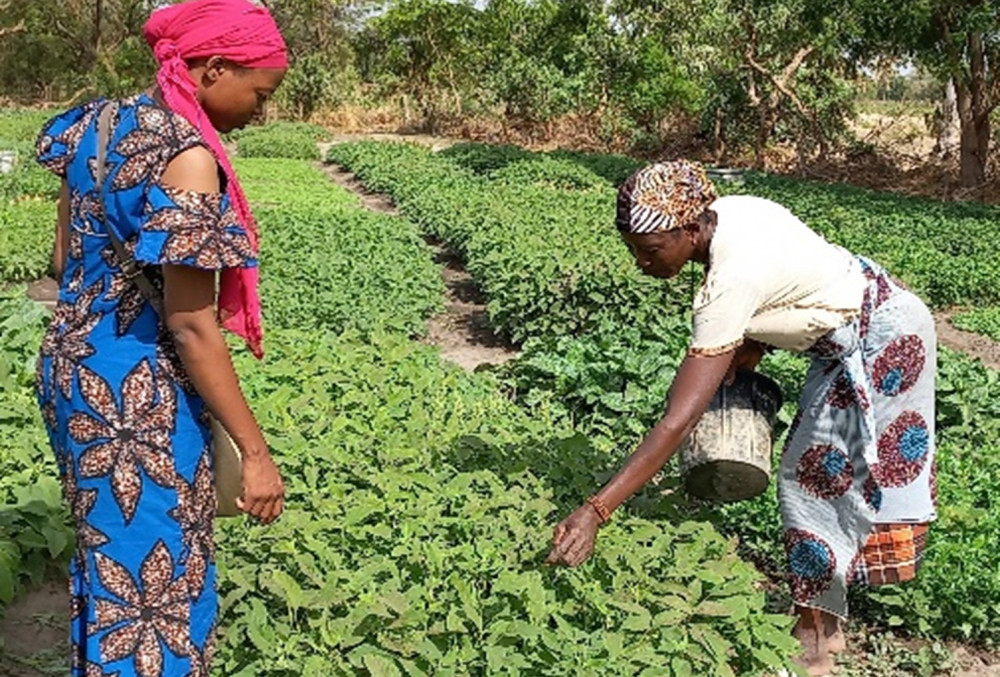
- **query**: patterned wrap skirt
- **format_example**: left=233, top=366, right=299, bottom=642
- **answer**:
left=778, top=256, right=937, bottom=618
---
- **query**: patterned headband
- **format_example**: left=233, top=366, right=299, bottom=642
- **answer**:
left=616, top=161, right=717, bottom=235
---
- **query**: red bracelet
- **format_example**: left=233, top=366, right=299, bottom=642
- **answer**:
left=587, top=495, right=611, bottom=524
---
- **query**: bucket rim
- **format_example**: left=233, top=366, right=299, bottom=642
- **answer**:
left=730, top=369, right=784, bottom=410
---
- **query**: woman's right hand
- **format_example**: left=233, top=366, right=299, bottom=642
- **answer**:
left=545, top=503, right=603, bottom=567
left=237, top=449, right=285, bottom=524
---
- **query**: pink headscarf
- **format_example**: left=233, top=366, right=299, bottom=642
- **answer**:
left=144, top=0, right=289, bottom=359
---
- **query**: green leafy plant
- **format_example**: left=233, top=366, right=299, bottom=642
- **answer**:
left=0, top=141, right=59, bottom=202
left=950, top=307, right=1000, bottom=341
left=0, top=199, right=54, bottom=283
left=0, top=110, right=54, bottom=144
left=227, top=121, right=333, bottom=142
left=0, top=290, right=73, bottom=607
left=327, top=141, right=691, bottom=343
left=237, top=127, right=323, bottom=160
left=330, top=139, right=1000, bottom=646
left=213, top=330, right=800, bottom=676
left=234, top=157, right=445, bottom=337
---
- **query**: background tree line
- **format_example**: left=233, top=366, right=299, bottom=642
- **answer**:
left=0, top=0, right=997, bottom=187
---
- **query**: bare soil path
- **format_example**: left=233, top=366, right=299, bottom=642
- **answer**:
left=0, top=580, right=68, bottom=676
left=322, top=162, right=517, bottom=371
left=934, top=311, right=1000, bottom=370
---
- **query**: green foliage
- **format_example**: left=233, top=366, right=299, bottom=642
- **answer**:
left=228, top=121, right=333, bottom=142
left=0, top=153, right=59, bottom=202
left=274, top=53, right=358, bottom=120
left=0, top=0, right=154, bottom=102
left=0, top=114, right=61, bottom=202
left=443, top=142, right=643, bottom=186
left=327, top=141, right=690, bottom=343
left=92, top=35, right=158, bottom=97
left=333, top=138, right=1000, bottom=645
left=503, top=324, right=687, bottom=446
left=235, top=157, right=444, bottom=337
left=545, top=149, right=644, bottom=186
left=214, top=330, right=799, bottom=676
left=0, top=109, right=54, bottom=143
left=0, top=291, right=73, bottom=608
left=0, top=199, right=55, bottom=283
left=257, top=204, right=444, bottom=337
left=950, top=308, right=1000, bottom=342
left=235, top=157, right=356, bottom=209
left=237, top=127, right=323, bottom=161
left=356, top=0, right=482, bottom=123
left=505, top=331, right=806, bottom=583
left=439, top=142, right=533, bottom=175
left=488, top=157, right=610, bottom=192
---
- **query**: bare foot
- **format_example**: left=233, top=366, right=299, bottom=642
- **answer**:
left=826, top=616, right=846, bottom=655
left=792, top=605, right=838, bottom=676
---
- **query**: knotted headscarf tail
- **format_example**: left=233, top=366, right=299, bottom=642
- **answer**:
left=144, top=0, right=289, bottom=359
left=617, top=161, right=717, bottom=235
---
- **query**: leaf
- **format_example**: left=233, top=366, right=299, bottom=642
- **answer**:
left=671, top=657, right=693, bottom=677
left=621, top=608, right=652, bottom=632
left=266, top=569, right=306, bottom=611
left=42, top=525, right=68, bottom=558
left=0, top=557, right=14, bottom=604
left=751, top=645, right=783, bottom=668
left=363, top=654, right=402, bottom=677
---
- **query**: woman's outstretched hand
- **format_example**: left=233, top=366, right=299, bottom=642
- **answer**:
left=545, top=503, right=602, bottom=567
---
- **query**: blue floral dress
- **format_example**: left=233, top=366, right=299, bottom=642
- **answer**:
left=35, top=93, right=256, bottom=677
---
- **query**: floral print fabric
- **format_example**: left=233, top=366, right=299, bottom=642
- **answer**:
left=35, top=93, right=255, bottom=676
left=778, top=256, right=937, bottom=619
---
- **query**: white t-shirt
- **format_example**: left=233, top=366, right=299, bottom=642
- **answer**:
left=689, top=195, right=866, bottom=354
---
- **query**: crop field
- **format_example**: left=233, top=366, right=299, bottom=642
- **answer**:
left=3, top=117, right=1000, bottom=675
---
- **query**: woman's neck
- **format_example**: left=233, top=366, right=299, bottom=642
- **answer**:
left=691, top=215, right=716, bottom=265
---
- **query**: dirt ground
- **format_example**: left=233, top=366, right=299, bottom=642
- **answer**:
left=0, top=581, right=68, bottom=676
left=935, top=311, right=1000, bottom=370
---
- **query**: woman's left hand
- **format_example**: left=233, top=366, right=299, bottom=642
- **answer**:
left=725, top=340, right=766, bottom=385
left=545, top=503, right=602, bottom=567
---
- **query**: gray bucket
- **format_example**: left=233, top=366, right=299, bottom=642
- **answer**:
left=679, top=370, right=783, bottom=502
left=705, top=166, right=746, bottom=185
left=0, top=150, right=16, bottom=175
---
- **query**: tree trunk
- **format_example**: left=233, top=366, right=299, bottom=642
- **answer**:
left=754, top=107, right=775, bottom=170
left=712, top=107, right=726, bottom=163
left=935, top=79, right=959, bottom=160
left=958, top=109, right=990, bottom=188
left=956, top=31, right=991, bottom=188
left=93, top=0, right=102, bottom=57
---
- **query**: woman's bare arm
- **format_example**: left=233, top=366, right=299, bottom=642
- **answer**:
left=593, top=349, right=734, bottom=512
left=51, top=179, right=70, bottom=282
left=547, top=348, right=736, bottom=566
left=159, top=146, right=284, bottom=523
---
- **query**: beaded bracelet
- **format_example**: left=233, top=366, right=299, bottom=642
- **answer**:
left=586, top=495, right=612, bottom=524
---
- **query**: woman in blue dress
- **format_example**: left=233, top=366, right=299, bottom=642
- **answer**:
left=34, top=1, right=288, bottom=674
